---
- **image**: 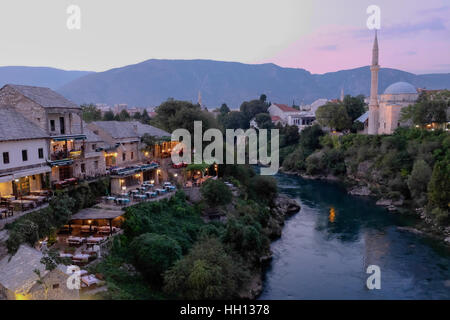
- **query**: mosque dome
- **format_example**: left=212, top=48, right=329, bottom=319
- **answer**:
left=383, top=82, right=417, bottom=95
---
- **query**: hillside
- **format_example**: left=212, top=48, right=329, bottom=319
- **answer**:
left=0, top=66, right=92, bottom=90
left=57, top=59, right=450, bottom=107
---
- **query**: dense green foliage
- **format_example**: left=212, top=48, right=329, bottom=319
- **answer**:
left=6, top=178, right=110, bottom=253
left=81, top=103, right=102, bottom=122
left=283, top=126, right=449, bottom=226
left=200, top=179, right=232, bottom=207
left=163, top=237, right=250, bottom=299
left=401, top=90, right=449, bottom=127
left=152, top=100, right=220, bottom=134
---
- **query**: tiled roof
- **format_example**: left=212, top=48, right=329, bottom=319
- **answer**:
left=0, top=245, right=46, bottom=294
left=0, top=107, right=48, bottom=141
left=91, top=121, right=170, bottom=139
left=5, top=84, right=79, bottom=109
left=273, top=103, right=299, bottom=113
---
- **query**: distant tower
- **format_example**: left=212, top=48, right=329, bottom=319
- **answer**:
left=368, top=30, right=380, bottom=135
left=340, top=87, right=345, bottom=101
left=198, top=91, right=203, bottom=107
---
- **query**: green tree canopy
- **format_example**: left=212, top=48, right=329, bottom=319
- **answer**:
left=316, top=103, right=351, bottom=131
left=200, top=179, right=232, bottom=207
left=103, top=110, right=115, bottom=121
left=130, top=233, right=182, bottom=283
left=81, top=104, right=102, bottom=122
left=254, top=113, right=273, bottom=129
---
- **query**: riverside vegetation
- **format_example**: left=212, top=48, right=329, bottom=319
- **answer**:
left=91, top=164, right=299, bottom=300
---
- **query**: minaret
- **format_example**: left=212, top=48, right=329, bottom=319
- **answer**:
left=198, top=91, right=203, bottom=108
left=340, top=87, right=345, bottom=101
left=368, top=30, right=380, bottom=135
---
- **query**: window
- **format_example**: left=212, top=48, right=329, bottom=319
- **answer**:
left=50, top=120, right=55, bottom=131
left=52, top=284, right=59, bottom=289
left=38, top=148, right=44, bottom=159
left=2, top=152, right=9, bottom=164
left=22, top=150, right=28, bottom=162
left=92, top=144, right=96, bottom=151
left=131, top=152, right=134, bottom=160
left=122, top=153, right=126, bottom=161
left=81, top=163, right=86, bottom=173
left=59, top=117, right=65, bottom=134
left=94, top=160, right=98, bottom=170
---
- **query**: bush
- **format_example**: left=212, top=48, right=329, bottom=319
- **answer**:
left=428, top=160, right=450, bottom=210
left=200, top=180, right=232, bottom=207
left=130, top=233, right=182, bottom=283
left=248, top=175, right=278, bottom=205
left=163, top=237, right=250, bottom=299
left=407, top=160, right=432, bottom=201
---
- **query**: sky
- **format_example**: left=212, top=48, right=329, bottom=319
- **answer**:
left=0, top=0, right=448, bottom=74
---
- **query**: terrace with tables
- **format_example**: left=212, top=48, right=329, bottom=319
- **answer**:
left=0, top=189, right=52, bottom=223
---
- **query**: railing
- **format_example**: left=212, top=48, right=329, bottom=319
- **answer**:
left=50, top=150, right=83, bottom=161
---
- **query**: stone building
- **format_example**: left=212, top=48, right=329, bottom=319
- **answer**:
left=87, top=121, right=172, bottom=194
left=0, top=84, right=89, bottom=183
left=0, top=245, right=79, bottom=300
left=367, top=32, right=418, bottom=135
left=0, top=107, right=51, bottom=199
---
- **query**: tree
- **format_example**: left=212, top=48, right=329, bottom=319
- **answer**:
left=163, top=237, right=249, bottom=299
left=132, top=111, right=142, bottom=120
left=219, top=103, right=230, bottom=115
left=219, top=111, right=247, bottom=130
left=343, top=95, right=366, bottom=121
left=401, top=96, right=449, bottom=127
left=428, top=160, right=450, bottom=210
left=407, top=159, right=432, bottom=205
left=130, top=233, right=182, bottom=283
left=200, top=180, right=232, bottom=207
left=153, top=100, right=220, bottom=134
left=248, top=175, right=278, bottom=205
left=254, top=113, right=273, bottom=129
left=103, top=110, right=115, bottom=121
left=118, top=109, right=131, bottom=121
left=280, top=125, right=300, bottom=147
left=316, top=103, right=351, bottom=131
left=81, top=104, right=102, bottom=122
left=240, top=99, right=269, bottom=127
left=141, top=109, right=151, bottom=124
left=259, top=94, right=267, bottom=102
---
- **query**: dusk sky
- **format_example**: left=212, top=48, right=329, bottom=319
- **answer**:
left=0, top=0, right=448, bottom=74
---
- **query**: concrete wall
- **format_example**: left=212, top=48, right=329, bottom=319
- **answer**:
left=0, top=139, right=48, bottom=172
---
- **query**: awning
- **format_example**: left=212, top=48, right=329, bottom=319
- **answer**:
left=51, top=134, right=86, bottom=141
left=0, top=175, right=14, bottom=183
left=13, top=166, right=51, bottom=179
left=48, top=159, right=74, bottom=167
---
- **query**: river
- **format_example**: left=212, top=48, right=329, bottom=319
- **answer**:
left=259, top=173, right=450, bottom=300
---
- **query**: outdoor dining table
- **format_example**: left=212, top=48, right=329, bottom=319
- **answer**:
left=81, top=275, right=101, bottom=287
left=145, top=191, right=157, bottom=198
left=11, top=199, right=35, bottom=211
left=67, top=236, right=85, bottom=245
left=142, top=183, right=154, bottom=188
left=119, top=193, right=128, bottom=197
left=115, top=198, right=130, bottom=205
left=59, top=253, right=73, bottom=258
left=22, top=195, right=46, bottom=204
left=72, top=254, right=90, bottom=263
left=134, top=194, right=147, bottom=200
left=165, top=185, right=176, bottom=191
left=86, top=236, right=104, bottom=245
left=155, top=188, right=166, bottom=194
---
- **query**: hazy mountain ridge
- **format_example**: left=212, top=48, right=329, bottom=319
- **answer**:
left=0, top=66, right=92, bottom=90
left=2, top=61, right=449, bottom=107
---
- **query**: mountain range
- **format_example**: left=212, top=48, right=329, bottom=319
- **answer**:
left=2, top=60, right=450, bottom=108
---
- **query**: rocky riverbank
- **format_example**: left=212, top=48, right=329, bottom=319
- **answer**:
left=239, top=194, right=301, bottom=299
left=280, top=167, right=450, bottom=246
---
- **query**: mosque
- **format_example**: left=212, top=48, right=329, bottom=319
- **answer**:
left=359, top=31, right=419, bottom=135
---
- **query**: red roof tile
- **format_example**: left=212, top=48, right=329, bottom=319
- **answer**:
left=273, top=103, right=299, bottom=113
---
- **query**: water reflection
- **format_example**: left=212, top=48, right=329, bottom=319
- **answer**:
left=260, top=173, right=450, bottom=300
